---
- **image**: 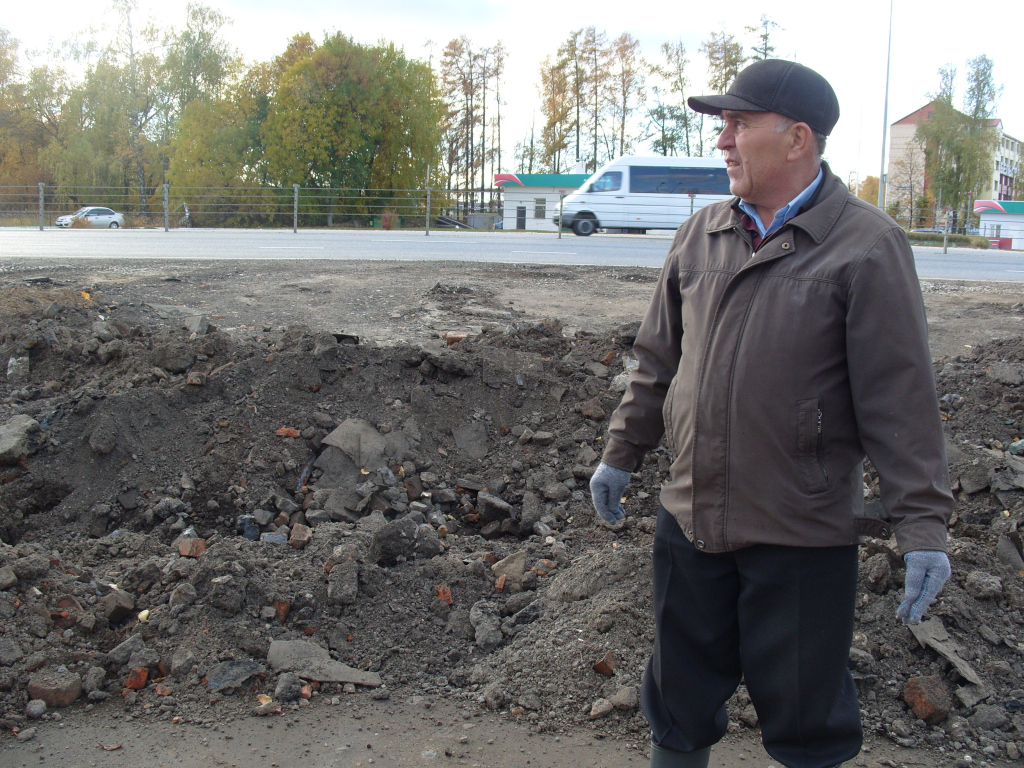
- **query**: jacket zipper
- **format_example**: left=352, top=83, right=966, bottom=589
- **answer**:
left=816, top=408, right=829, bottom=483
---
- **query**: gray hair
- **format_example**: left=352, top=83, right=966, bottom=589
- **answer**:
left=774, top=115, right=827, bottom=160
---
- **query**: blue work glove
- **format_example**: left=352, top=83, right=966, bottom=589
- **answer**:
left=897, top=550, right=951, bottom=625
left=590, top=462, right=631, bottom=524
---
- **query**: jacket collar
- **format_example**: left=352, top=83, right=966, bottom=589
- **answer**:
left=706, top=162, right=848, bottom=245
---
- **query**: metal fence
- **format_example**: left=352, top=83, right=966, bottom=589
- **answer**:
left=0, top=184, right=502, bottom=232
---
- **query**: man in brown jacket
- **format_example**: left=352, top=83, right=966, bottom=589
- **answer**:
left=590, top=60, right=953, bottom=768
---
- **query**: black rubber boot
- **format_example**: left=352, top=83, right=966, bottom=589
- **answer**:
left=650, top=744, right=711, bottom=768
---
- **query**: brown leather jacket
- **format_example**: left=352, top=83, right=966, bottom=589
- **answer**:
left=602, top=166, right=952, bottom=554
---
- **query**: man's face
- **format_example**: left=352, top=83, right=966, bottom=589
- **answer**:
left=717, top=110, right=794, bottom=205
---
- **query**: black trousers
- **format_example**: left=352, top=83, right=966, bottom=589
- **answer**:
left=642, top=506, right=862, bottom=768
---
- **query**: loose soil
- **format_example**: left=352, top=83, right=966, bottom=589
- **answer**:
left=0, top=257, right=1023, bottom=768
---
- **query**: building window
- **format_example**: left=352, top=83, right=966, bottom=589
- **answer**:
left=534, top=198, right=546, bottom=219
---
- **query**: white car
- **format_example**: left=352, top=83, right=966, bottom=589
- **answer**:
left=55, top=207, right=125, bottom=228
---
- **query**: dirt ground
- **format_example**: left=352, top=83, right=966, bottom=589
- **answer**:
left=1, top=257, right=1024, bottom=768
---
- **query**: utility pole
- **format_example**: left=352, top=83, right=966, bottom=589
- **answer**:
left=877, top=0, right=894, bottom=210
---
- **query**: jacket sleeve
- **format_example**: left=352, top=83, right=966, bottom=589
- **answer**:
left=846, top=227, right=953, bottom=553
left=601, top=239, right=685, bottom=472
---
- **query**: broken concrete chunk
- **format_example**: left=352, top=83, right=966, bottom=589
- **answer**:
left=266, top=640, right=381, bottom=687
left=184, top=315, right=210, bottom=335
left=0, top=414, right=40, bottom=465
left=27, top=671, right=82, bottom=708
left=206, top=660, right=263, bottom=693
left=321, top=418, right=387, bottom=471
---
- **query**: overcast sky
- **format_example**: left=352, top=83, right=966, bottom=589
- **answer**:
left=6, top=0, right=1023, bottom=190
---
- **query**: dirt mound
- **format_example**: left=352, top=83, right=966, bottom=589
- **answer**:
left=0, top=278, right=1022, bottom=764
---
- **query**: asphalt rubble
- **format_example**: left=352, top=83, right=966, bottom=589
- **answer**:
left=0, top=279, right=1023, bottom=766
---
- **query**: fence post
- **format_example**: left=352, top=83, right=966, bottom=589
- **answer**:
left=558, top=193, right=564, bottom=240
left=163, top=183, right=169, bottom=232
left=425, top=164, right=431, bottom=237
left=38, top=183, right=45, bottom=231
left=293, top=184, right=299, bottom=233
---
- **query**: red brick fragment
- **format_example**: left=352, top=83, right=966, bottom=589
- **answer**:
left=125, top=668, right=149, bottom=690
left=904, top=675, right=951, bottom=725
left=178, top=538, right=206, bottom=558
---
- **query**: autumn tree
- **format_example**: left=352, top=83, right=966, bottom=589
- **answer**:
left=889, top=136, right=927, bottom=228
left=163, top=3, right=239, bottom=114
left=855, top=176, right=880, bottom=205
left=538, top=54, right=572, bottom=172
left=261, top=33, right=441, bottom=193
left=609, top=33, right=644, bottom=158
left=745, top=15, right=782, bottom=60
left=701, top=31, right=745, bottom=94
left=0, top=28, right=47, bottom=185
left=918, top=58, right=1000, bottom=230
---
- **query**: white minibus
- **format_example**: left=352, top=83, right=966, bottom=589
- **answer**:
left=556, top=156, right=732, bottom=236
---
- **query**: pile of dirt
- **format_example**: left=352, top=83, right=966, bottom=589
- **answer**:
left=0, top=277, right=1023, bottom=764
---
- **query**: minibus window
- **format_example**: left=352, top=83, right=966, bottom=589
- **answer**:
left=630, top=166, right=731, bottom=195
left=590, top=172, right=622, bottom=192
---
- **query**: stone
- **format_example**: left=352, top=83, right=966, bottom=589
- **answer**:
left=542, top=481, right=571, bottom=502
left=996, top=536, right=1024, bottom=570
left=969, top=704, right=1009, bottom=731
left=491, top=551, right=528, bottom=591
left=861, top=553, right=893, bottom=593
left=206, top=660, right=264, bottom=693
left=97, top=340, right=124, bottom=364
left=481, top=681, right=510, bottom=710
left=170, top=648, right=197, bottom=678
left=739, top=704, right=759, bottom=728
left=477, top=492, right=513, bottom=522
left=83, top=667, right=106, bottom=694
left=0, top=565, right=16, bottom=591
left=469, top=600, right=503, bottom=651
left=208, top=575, right=246, bottom=613
left=289, top=524, right=312, bottom=549
left=988, top=362, right=1023, bottom=386
left=100, top=589, right=135, bottom=624
left=168, top=582, right=198, bottom=615
left=328, top=561, right=360, bottom=606
left=0, top=414, right=40, bottom=465
left=237, top=515, right=260, bottom=541
left=609, top=686, right=638, bottom=711
left=321, top=418, right=387, bottom=471
left=579, top=397, right=607, bottom=421
left=88, top=417, right=118, bottom=455
left=518, top=692, right=542, bottom=711
left=177, top=538, right=206, bottom=558
left=589, top=698, right=615, bottom=719
left=10, top=553, right=48, bottom=581
left=260, top=533, right=288, bottom=545
left=27, top=670, right=82, bottom=707
left=964, top=570, right=1003, bottom=599
left=531, top=431, right=555, bottom=446
left=266, top=640, right=381, bottom=687
left=584, top=361, right=610, bottom=378
left=453, top=422, right=489, bottom=461
left=305, top=509, right=331, bottom=527
left=903, top=675, right=951, bottom=725
left=959, top=466, right=990, bottom=495
left=372, top=517, right=442, bottom=564
left=151, top=344, right=194, bottom=374
left=274, top=672, right=304, bottom=701
left=6, top=355, right=29, bottom=382
left=519, top=492, right=544, bottom=532
left=0, top=638, right=24, bottom=666
left=106, top=635, right=145, bottom=667
left=16, top=727, right=37, bottom=742
left=25, top=700, right=47, bottom=719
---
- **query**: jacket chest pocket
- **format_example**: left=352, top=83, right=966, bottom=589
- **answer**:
left=796, top=397, right=829, bottom=494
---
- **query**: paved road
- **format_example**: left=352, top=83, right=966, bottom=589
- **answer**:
left=1, top=228, right=1021, bottom=281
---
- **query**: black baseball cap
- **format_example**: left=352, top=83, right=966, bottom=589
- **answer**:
left=687, top=59, right=840, bottom=136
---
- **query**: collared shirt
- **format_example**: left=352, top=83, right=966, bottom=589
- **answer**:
left=738, top=167, right=824, bottom=240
